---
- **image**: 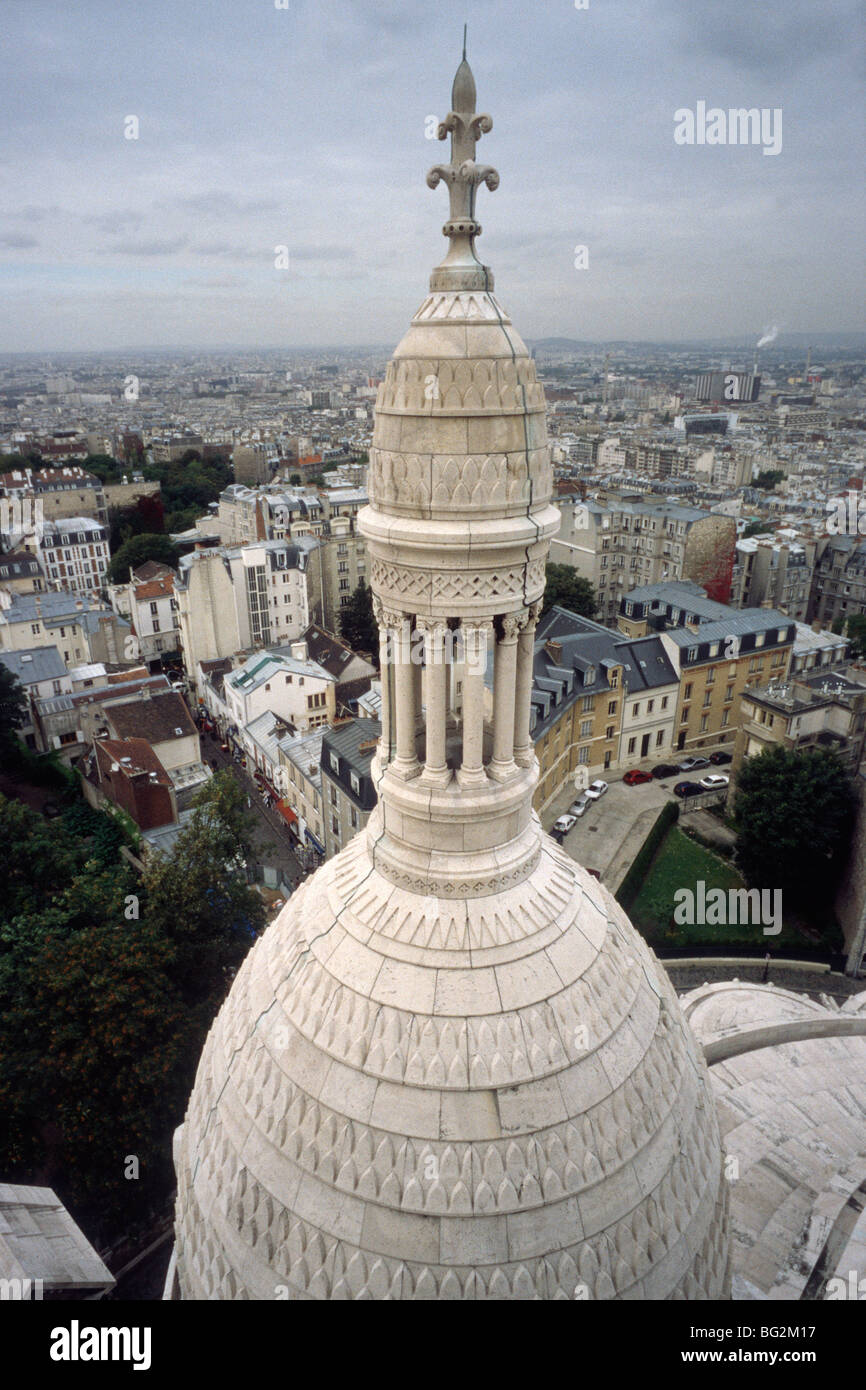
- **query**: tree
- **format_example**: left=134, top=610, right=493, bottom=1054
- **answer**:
left=339, top=579, right=378, bottom=660
left=741, top=519, right=767, bottom=539
left=541, top=564, right=598, bottom=620
left=141, top=771, right=264, bottom=1008
left=754, top=469, right=785, bottom=491
left=732, top=746, right=855, bottom=922
left=844, top=613, right=866, bottom=660
left=108, top=533, right=179, bottom=583
left=0, top=666, right=27, bottom=755
left=289, top=473, right=302, bottom=486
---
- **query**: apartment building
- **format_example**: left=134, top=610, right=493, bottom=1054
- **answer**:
left=37, top=517, right=110, bottom=594
left=618, top=580, right=797, bottom=753
left=277, top=728, right=327, bottom=860
left=33, top=671, right=170, bottom=760
left=734, top=668, right=866, bottom=775
left=320, top=718, right=381, bottom=859
left=0, top=466, right=108, bottom=527
left=224, top=646, right=336, bottom=737
left=808, top=536, right=866, bottom=629
left=0, top=589, right=131, bottom=666
left=0, top=549, right=45, bottom=593
left=0, top=646, right=73, bottom=749
left=108, top=562, right=179, bottom=666
left=730, top=535, right=813, bottom=621
left=175, top=540, right=310, bottom=691
left=550, top=496, right=736, bottom=627
left=211, top=482, right=368, bottom=631
left=529, top=606, right=680, bottom=812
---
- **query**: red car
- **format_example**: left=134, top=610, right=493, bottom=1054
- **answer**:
left=623, top=769, right=652, bottom=786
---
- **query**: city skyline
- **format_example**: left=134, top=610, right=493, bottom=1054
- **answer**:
left=1, top=0, right=863, bottom=353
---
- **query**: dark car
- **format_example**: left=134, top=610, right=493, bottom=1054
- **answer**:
left=674, top=780, right=702, bottom=797
left=677, top=756, right=710, bottom=772
left=652, top=763, right=679, bottom=779
left=709, top=750, right=733, bottom=765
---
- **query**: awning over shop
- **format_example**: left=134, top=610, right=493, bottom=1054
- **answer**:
left=275, top=800, right=297, bottom=827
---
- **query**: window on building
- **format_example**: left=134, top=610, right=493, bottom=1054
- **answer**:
left=607, top=700, right=617, bottom=715
left=699, top=714, right=709, bottom=732
left=605, top=725, right=614, bottom=740
left=330, top=752, right=339, bottom=772
left=655, top=729, right=664, bottom=746
left=661, top=696, right=668, bottom=710
left=647, top=699, right=654, bottom=713
left=703, top=690, right=712, bottom=707
left=350, top=771, right=360, bottom=794
left=725, top=685, right=733, bottom=702
left=609, top=670, right=618, bottom=687
left=580, top=719, right=592, bottom=738
left=331, top=815, right=339, bottom=836
left=581, top=695, right=593, bottom=712
left=632, top=703, right=639, bottom=717
left=578, top=746, right=590, bottom=765
left=627, top=737, right=636, bottom=754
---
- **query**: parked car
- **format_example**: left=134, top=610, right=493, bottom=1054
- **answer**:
left=677, top=756, right=710, bottom=772
left=709, top=750, right=732, bottom=765
left=699, top=773, right=730, bottom=790
left=569, top=795, right=590, bottom=817
left=651, top=763, right=679, bottom=779
left=585, top=780, right=609, bottom=800
left=552, top=813, right=577, bottom=836
left=674, top=781, right=702, bottom=797
left=623, top=769, right=652, bottom=786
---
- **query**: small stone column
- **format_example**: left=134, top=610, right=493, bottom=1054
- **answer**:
left=418, top=619, right=451, bottom=786
left=458, top=619, right=492, bottom=788
left=373, top=597, right=394, bottom=763
left=513, top=601, right=542, bottom=769
left=488, top=612, right=522, bottom=782
left=391, top=612, right=421, bottom=779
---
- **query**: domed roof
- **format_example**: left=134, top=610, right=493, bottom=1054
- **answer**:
left=173, top=835, right=729, bottom=1299
left=171, top=50, right=730, bottom=1301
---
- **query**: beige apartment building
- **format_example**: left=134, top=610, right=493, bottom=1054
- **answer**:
left=175, top=540, right=310, bottom=691
left=551, top=496, right=736, bottom=627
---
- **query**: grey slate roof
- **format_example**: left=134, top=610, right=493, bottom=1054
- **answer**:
left=0, top=645, right=67, bottom=686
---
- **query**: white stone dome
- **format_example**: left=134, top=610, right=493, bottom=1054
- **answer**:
left=172, top=832, right=730, bottom=1299
left=171, top=50, right=731, bottom=1300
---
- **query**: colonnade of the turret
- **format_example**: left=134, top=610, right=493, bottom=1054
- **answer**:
left=372, top=599, right=543, bottom=790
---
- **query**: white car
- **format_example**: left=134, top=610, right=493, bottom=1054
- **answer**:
left=699, top=774, right=730, bottom=790
left=568, top=795, right=590, bottom=817
left=552, top=813, right=577, bottom=836
left=585, top=780, right=609, bottom=800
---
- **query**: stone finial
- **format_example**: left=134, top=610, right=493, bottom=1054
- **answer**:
left=426, top=39, right=499, bottom=291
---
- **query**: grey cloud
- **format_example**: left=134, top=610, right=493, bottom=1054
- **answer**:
left=0, top=232, right=39, bottom=249
left=99, top=237, right=189, bottom=256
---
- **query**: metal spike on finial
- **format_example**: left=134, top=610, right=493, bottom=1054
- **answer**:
left=463, top=23, right=467, bottom=60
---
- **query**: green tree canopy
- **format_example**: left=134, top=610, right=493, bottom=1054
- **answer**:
left=141, top=771, right=265, bottom=1009
left=843, top=613, right=866, bottom=660
left=541, top=564, right=598, bottom=620
left=732, top=746, right=855, bottom=921
left=0, top=774, right=264, bottom=1241
left=108, top=533, right=179, bottom=583
left=338, top=579, right=378, bottom=661
left=754, top=469, right=785, bottom=491
left=0, top=665, right=28, bottom=756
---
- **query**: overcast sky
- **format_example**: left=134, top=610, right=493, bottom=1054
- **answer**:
left=1, top=0, right=863, bottom=352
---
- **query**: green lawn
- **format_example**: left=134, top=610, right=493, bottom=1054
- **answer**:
left=629, top=826, right=805, bottom=949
